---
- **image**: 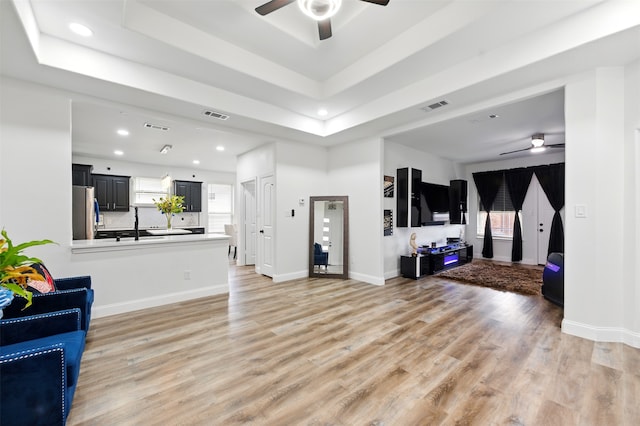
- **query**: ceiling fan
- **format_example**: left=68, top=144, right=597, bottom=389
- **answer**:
left=255, top=0, right=390, bottom=40
left=499, top=134, right=565, bottom=156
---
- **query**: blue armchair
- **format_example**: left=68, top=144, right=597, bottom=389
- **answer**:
left=314, top=243, right=328, bottom=269
left=1, top=308, right=87, bottom=426
left=2, top=275, right=93, bottom=331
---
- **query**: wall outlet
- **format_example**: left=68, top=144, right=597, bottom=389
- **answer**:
left=183, top=270, right=191, bottom=280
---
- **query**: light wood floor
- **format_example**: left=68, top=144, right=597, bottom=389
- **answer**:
left=67, top=264, right=640, bottom=425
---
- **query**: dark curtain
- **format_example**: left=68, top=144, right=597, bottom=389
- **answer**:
left=505, top=168, right=533, bottom=262
left=472, top=171, right=503, bottom=258
left=535, top=163, right=565, bottom=255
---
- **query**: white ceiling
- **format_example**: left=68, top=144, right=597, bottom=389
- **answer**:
left=1, top=0, right=639, bottom=169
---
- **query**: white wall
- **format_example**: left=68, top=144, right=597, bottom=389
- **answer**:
left=383, top=142, right=462, bottom=278
left=624, top=59, right=640, bottom=340
left=0, top=78, right=74, bottom=277
left=563, top=67, right=638, bottom=347
left=464, top=152, right=566, bottom=264
left=274, top=141, right=328, bottom=282
left=72, top=239, right=229, bottom=317
left=327, top=137, right=384, bottom=285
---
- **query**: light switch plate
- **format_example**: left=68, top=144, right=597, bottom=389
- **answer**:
left=575, top=204, right=587, bottom=218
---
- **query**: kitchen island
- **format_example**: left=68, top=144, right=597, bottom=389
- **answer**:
left=71, top=233, right=229, bottom=318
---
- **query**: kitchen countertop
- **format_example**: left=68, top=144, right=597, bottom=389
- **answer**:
left=146, top=228, right=192, bottom=235
left=71, top=233, right=228, bottom=253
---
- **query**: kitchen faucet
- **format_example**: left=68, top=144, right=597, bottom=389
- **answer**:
left=134, top=206, right=139, bottom=241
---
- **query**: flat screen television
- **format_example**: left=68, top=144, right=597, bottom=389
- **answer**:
left=420, top=182, right=450, bottom=224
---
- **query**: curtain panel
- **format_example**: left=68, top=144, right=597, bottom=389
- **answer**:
left=472, top=170, right=504, bottom=258
left=534, top=163, right=565, bottom=255
left=505, top=168, right=534, bottom=261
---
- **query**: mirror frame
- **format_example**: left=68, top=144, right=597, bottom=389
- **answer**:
left=308, top=196, right=349, bottom=279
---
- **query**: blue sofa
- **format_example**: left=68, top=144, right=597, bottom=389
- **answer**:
left=0, top=275, right=94, bottom=425
left=1, top=309, right=86, bottom=425
left=2, top=275, right=93, bottom=331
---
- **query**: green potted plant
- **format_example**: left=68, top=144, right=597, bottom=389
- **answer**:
left=152, top=195, right=185, bottom=229
left=0, top=229, right=54, bottom=312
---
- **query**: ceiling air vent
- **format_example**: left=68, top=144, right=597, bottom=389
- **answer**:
left=202, top=110, right=229, bottom=121
left=144, top=122, right=170, bottom=131
left=421, top=100, right=449, bottom=112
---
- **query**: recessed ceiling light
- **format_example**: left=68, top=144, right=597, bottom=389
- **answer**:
left=216, top=146, right=225, bottom=152
left=114, top=150, right=124, bottom=156
left=193, top=160, right=200, bottom=165
left=116, top=129, right=129, bottom=136
left=69, top=22, right=93, bottom=37
left=318, top=108, right=328, bottom=117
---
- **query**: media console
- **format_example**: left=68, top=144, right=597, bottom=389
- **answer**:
left=400, top=244, right=473, bottom=279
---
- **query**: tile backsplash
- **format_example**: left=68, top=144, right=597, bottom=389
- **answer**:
left=99, top=206, right=200, bottom=230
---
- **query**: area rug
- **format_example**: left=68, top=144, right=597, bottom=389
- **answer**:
left=436, top=261, right=543, bottom=295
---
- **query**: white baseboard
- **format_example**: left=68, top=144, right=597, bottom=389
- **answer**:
left=273, top=270, right=307, bottom=283
left=350, top=271, right=385, bottom=286
left=562, top=319, right=640, bottom=348
left=384, top=269, right=400, bottom=280
left=93, top=284, right=228, bottom=318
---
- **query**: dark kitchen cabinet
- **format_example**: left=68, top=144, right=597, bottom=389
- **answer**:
left=92, top=174, right=130, bottom=212
left=72, top=163, right=93, bottom=186
left=173, top=180, right=202, bottom=212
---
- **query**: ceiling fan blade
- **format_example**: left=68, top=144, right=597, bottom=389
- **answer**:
left=359, top=0, right=390, bottom=5
left=318, top=19, right=332, bottom=40
left=255, top=0, right=296, bottom=16
left=499, top=147, right=533, bottom=156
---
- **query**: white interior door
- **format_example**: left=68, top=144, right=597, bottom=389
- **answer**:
left=260, top=175, right=275, bottom=277
left=242, top=180, right=256, bottom=266
left=537, top=185, right=556, bottom=265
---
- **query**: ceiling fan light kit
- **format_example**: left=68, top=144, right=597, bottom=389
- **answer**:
left=531, top=134, right=545, bottom=147
left=255, top=0, right=389, bottom=40
left=298, top=0, right=342, bottom=21
left=499, top=133, right=565, bottom=156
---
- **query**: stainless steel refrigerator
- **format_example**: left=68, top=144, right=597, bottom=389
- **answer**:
left=72, top=185, right=97, bottom=240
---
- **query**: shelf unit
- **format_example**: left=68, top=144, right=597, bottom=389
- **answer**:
left=400, top=244, right=473, bottom=279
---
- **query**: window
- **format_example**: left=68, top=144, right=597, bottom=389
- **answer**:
left=477, top=176, right=519, bottom=239
left=133, top=177, right=168, bottom=205
left=208, top=184, right=233, bottom=233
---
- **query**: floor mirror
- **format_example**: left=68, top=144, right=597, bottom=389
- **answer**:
left=309, top=196, right=349, bottom=279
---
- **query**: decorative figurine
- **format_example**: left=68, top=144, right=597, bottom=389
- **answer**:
left=410, top=232, right=418, bottom=256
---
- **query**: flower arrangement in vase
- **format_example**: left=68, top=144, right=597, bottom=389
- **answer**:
left=0, top=229, right=54, bottom=311
left=153, top=195, right=185, bottom=229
